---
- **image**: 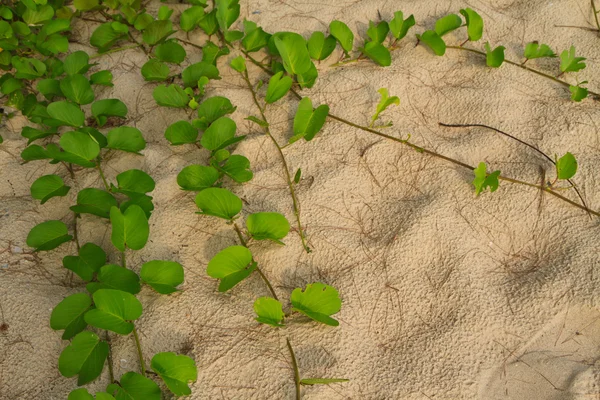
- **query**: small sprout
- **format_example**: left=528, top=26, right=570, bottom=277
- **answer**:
left=195, top=187, right=243, bottom=220
left=107, top=372, right=161, bottom=399
left=151, top=352, right=198, bottom=396
left=523, top=42, right=556, bottom=60
left=307, top=31, right=337, bottom=60
left=30, top=174, right=70, bottom=204
left=329, top=20, right=354, bottom=54
left=26, top=220, right=73, bottom=251
left=86, top=264, right=141, bottom=295
left=366, top=20, right=389, bottom=43
left=472, top=162, right=500, bottom=195
left=62, top=242, right=106, bottom=281
left=47, top=100, right=85, bottom=127
left=154, top=40, right=187, bottom=64
left=290, top=97, right=329, bottom=143
left=189, top=97, right=199, bottom=110
left=246, top=212, right=290, bottom=243
left=153, top=84, right=189, bottom=108
left=371, top=88, right=399, bottom=128
left=230, top=55, right=246, bottom=72
left=106, top=126, right=146, bottom=154
left=417, top=30, right=446, bottom=56
left=300, top=378, right=350, bottom=385
left=360, top=41, right=392, bottom=66
left=177, top=165, right=220, bottom=191
left=273, top=32, right=312, bottom=76
left=254, top=297, right=285, bottom=327
left=165, top=120, right=199, bottom=145
left=460, top=8, right=483, bottom=41
left=389, top=11, right=415, bottom=40
left=60, top=74, right=95, bottom=105
left=141, top=59, right=170, bottom=82
left=570, top=84, right=588, bottom=102
left=58, top=331, right=109, bottom=385
left=110, top=205, right=149, bottom=251
left=556, top=152, right=577, bottom=180
left=200, top=116, right=240, bottom=151
left=290, top=282, right=342, bottom=326
left=484, top=42, right=505, bottom=68
left=140, top=260, right=184, bottom=294
left=560, top=46, right=586, bottom=73
left=206, top=245, right=256, bottom=292
left=434, top=14, right=463, bottom=36
left=221, top=154, right=253, bottom=183
left=84, top=289, right=143, bottom=335
left=50, top=293, right=92, bottom=340
left=265, top=71, right=293, bottom=103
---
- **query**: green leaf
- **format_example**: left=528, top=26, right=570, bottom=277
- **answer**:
left=291, top=283, right=342, bottom=326
left=87, top=264, right=141, bottom=295
left=307, top=31, right=336, bottom=61
left=67, top=388, right=94, bottom=400
left=107, top=372, right=161, bottom=400
left=20, top=144, right=47, bottom=162
left=113, top=169, right=155, bottom=196
left=265, top=71, right=292, bottom=104
left=389, top=11, right=415, bottom=40
left=155, top=40, right=186, bottom=64
left=177, top=165, right=219, bottom=191
left=47, top=101, right=85, bottom=127
left=215, top=0, right=240, bottom=34
left=221, top=154, right=253, bottom=183
left=91, top=99, right=128, bottom=127
left=253, top=297, right=284, bottom=327
left=198, top=9, right=218, bottom=35
left=141, top=59, right=170, bottom=82
left=60, top=74, right=95, bottom=105
left=472, top=162, right=500, bottom=195
left=158, top=5, right=173, bottom=20
left=434, top=14, right=462, bottom=36
left=291, top=97, right=329, bottom=142
left=300, top=378, right=349, bottom=385
left=84, top=289, right=142, bottom=335
left=417, top=30, right=446, bottom=56
left=62, top=242, right=106, bottom=281
left=180, top=6, right=205, bottom=32
left=110, top=205, right=149, bottom=252
left=294, top=168, right=301, bottom=184
left=570, top=84, right=588, bottom=102
left=196, top=96, right=236, bottom=129
left=200, top=116, right=237, bottom=151
left=90, top=70, right=113, bottom=86
left=182, top=61, right=220, bottom=87
left=245, top=116, right=268, bottom=128
left=206, top=245, right=256, bottom=291
left=560, top=46, right=586, bottom=73
left=143, top=20, right=175, bottom=45
left=21, top=127, right=56, bottom=145
left=22, top=4, right=54, bottom=24
left=371, top=88, right=399, bottom=127
left=153, top=84, right=189, bottom=108
left=556, top=152, right=577, bottom=180
left=165, top=120, right=198, bottom=145
left=50, top=293, right=92, bottom=340
left=58, top=331, right=108, bottom=385
left=195, top=187, right=242, bottom=220
left=107, top=126, right=146, bottom=153
left=27, top=220, right=72, bottom=251
left=140, top=260, right=184, bottom=294
left=70, top=188, right=118, bottom=218
left=230, top=55, right=246, bottom=72
left=11, top=56, right=46, bottom=79
left=360, top=41, right=391, bottom=66
left=151, top=352, right=197, bottom=396
left=242, top=20, right=271, bottom=52
left=366, top=20, right=389, bottom=43
left=51, top=131, right=100, bottom=167
left=90, top=22, right=128, bottom=52
left=523, top=42, right=556, bottom=60
left=273, top=32, right=312, bottom=76
left=485, top=42, right=505, bottom=68
left=63, top=51, right=92, bottom=76
left=246, top=212, right=290, bottom=243
left=30, top=174, right=70, bottom=204
left=460, top=8, right=483, bottom=41
left=329, top=20, right=353, bottom=53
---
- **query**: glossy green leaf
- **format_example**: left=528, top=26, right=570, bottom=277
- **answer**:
left=84, top=289, right=142, bottom=335
left=417, top=30, right=446, bottom=56
left=153, top=84, right=189, bottom=108
left=291, top=283, right=342, bottom=326
left=60, top=74, right=95, bottom=105
left=110, top=205, right=149, bottom=252
left=107, top=126, right=146, bottom=153
left=570, top=84, right=588, bottom=102
left=472, top=162, right=500, bottom=195
left=87, top=264, right=141, bottom=294
left=485, top=42, right=505, bottom=68
left=560, top=46, right=586, bottom=73
left=90, top=22, right=128, bottom=52
left=155, top=40, right=186, bottom=64
left=50, top=293, right=92, bottom=340
left=107, top=372, right=161, bottom=400
left=524, top=42, right=556, bottom=60
left=196, top=96, right=236, bottom=129
left=273, top=32, right=312, bottom=75
left=389, top=11, right=415, bottom=40
left=307, top=31, right=336, bottom=61
left=182, top=61, right=220, bottom=87
left=434, top=14, right=462, bottom=36
left=195, top=187, right=242, bottom=220
left=165, top=120, right=198, bottom=145
left=329, top=20, right=353, bottom=53
left=27, top=220, right=72, bottom=251
left=177, top=165, right=219, bottom=191
left=460, top=8, right=483, bottom=41
left=265, top=71, right=292, bottom=104
left=58, top=331, right=108, bottom=385
left=11, top=56, right=46, bottom=79
left=200, top=116, right=237, bottom=151
left=151, top=352, right=197, bottom=396
left=50, top=131, right=100, bottom=167
left=242, top=20, right=271, bottom=52
left=140, top=260, right=184, bottom=294
left=206, top=245, right=256, bottom=291
left=90, top=70, right=113, bottom=86
left=23, top=5, right=54, bottom=25
left=254, top=297, right=284, bottom=327
left=47, top=101, right=85, bottom=127
left=180, top=6, right=205, bottom=32
left=198, top=9, right=218, bottom=35
left=556, top=152, right=577, bottom=180
left=366, top=20, right=389, bottom=43
left=62, top=242, right=106, bottom=281
left=63, top=51, right=92, bottom=76
left=91, top=99, right=128, bottom=127
left=246, top=212, right=290, bottom=243
left=70, top=188, right=118, bottom=219
left=291, top=97, right=329, bottom=142
left=67, top=388, right=94, bottom=400
left=221, top=154, right=253, bottom=183
left=30, top=174, right=70, bottom=204
left=361, top=41, right=391, bottom=66
left=112, top=169, right=155, bottom=196
left=21, top=127, right=56, bottom=145
left=229, top=55, right=246, bottom=73
left=141, top=59, right=170, bottom=82
left=143, top=20, right=174, bottom=45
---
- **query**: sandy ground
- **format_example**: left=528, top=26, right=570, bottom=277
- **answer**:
left=1, top=0, right=600, bottom=399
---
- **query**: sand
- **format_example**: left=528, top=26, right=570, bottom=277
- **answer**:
left=1, top=0, right=600, bottom=398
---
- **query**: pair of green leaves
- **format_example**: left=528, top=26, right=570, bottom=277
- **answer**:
left=418, top=9, right=483, bottom=56
left=289, top=97, right=329, bottom=143
left=254, top=282, right=342, bottom=327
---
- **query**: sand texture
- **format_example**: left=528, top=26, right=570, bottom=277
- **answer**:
left=1, top=0, right=600, bottom=399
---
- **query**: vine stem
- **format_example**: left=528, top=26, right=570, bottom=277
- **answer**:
left=90, top=44, right=140, bottom=59
left=238, top=68, right=312, bottom=253
left=132, top=326, right=146, bottom=375
left=286, top=338, right=301, bottom=400
left=240, top=50, right=600, bottom=218
left=105, top=331, right=115, bottom=383
left=233, top=223, right=279, bottom=300
left=446, top=45, right=600, bottom=98
left=593, top=0, right=600, bottom=34
left=73, top=212, right=80, bottom=251
left=96, top=159, right=110, bottom=192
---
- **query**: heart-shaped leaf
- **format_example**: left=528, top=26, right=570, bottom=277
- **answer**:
left=524, top=42, right=556, bottom=60
left=417, top=30, right=446, bottom=56
left=180, top=6, right=205, bottom=32
left=196, top=96, right=236, bottom=129
left=560, top=45, right=586, bottom=73
left=151, top=352, right=197, bottom=396
left=254, top=297, right=284, bottom=327
left=60, top=74, right=95, bottom=105
left=153, top=84, right=189, bottom=108
left=472, top=162, right=500, bottom=196
left=221, top=154, right=253, bottom=183
left=291, top=97, right=329, bottom=143
left=141, top=59, right=170, bottom=82
left=200, top=116, right=238, bottom=151
left=27, top=220, right=73, bottom=251
left=265, top=71, right=292, bottom=104
left=460, top=8, right=483, bottom=42
left=291, top=283, right=342, bottom=326
left=140, top=260, right=184, bottom=294
left=58, top=331, right=109, bottom=385
left=207, top=245, right=256, bottom=292
left=165, top=120, right=198, bottom=145
left=246, top=212, right=290, bottom=243
left=366, top=20, right=389, bottom=43
left=329, top=20, right=353, bottom=53
left=50, top=293, right=92, bottom=340
left=242, top=20, right=271, bottom=52
left=177, top=165, right=219, bottom=191
left=91, top=99, right=128, bottom=127
left=31, top=174, right=70, bottom=204
left=110, top=205, right=149, bottom=252
left=107, top=126, right=146, bottom=153
left=50, top=131, right=100, bottom=167
left=63, top=242, right=106, bottom=281
left=107, top=372, right=161, bottom=400
left=307, top=31, right=336, bottom=61
left=195, top=187, right=242, bottom=220
left=86, top=264, right=141, bottom=294
left=485, top=42, right=505, bottom=68
left=47, top=101, right=85, bottom=127
left=70, top=188, right=118, bottom=218
left=556, top=152, right=577, bottom=180
left=84, top=289, right=142, bottom=335
left=570, top=84, right=588, bottom=102
left=273, top=32, right=312, bottom=76
left=90, top=70, right=113, bottom=86
left=360, top=41, right=391, bottom=66
left=389, top=11, right=415, bottom=40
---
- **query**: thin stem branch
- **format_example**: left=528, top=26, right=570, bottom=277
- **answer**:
left=105, top=331, right=115, bottom=383
left=121, top=250, right=126, bottom=268
left=286, top=338, right=301, bottom=400
left=90, top=44, right=140, bottom=59
left=593, top=0, right=600, bottom=33
left=554, top=24, right=599, bottom=32
left=132, top=326, right=146, bottom=375
left=96, top=159, right=110, bottom=192
left=73, top=212, right=80, bottom=251
left=239, top=68, right=311, bottom=253
left=233, top=223, right=279, bottom=300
